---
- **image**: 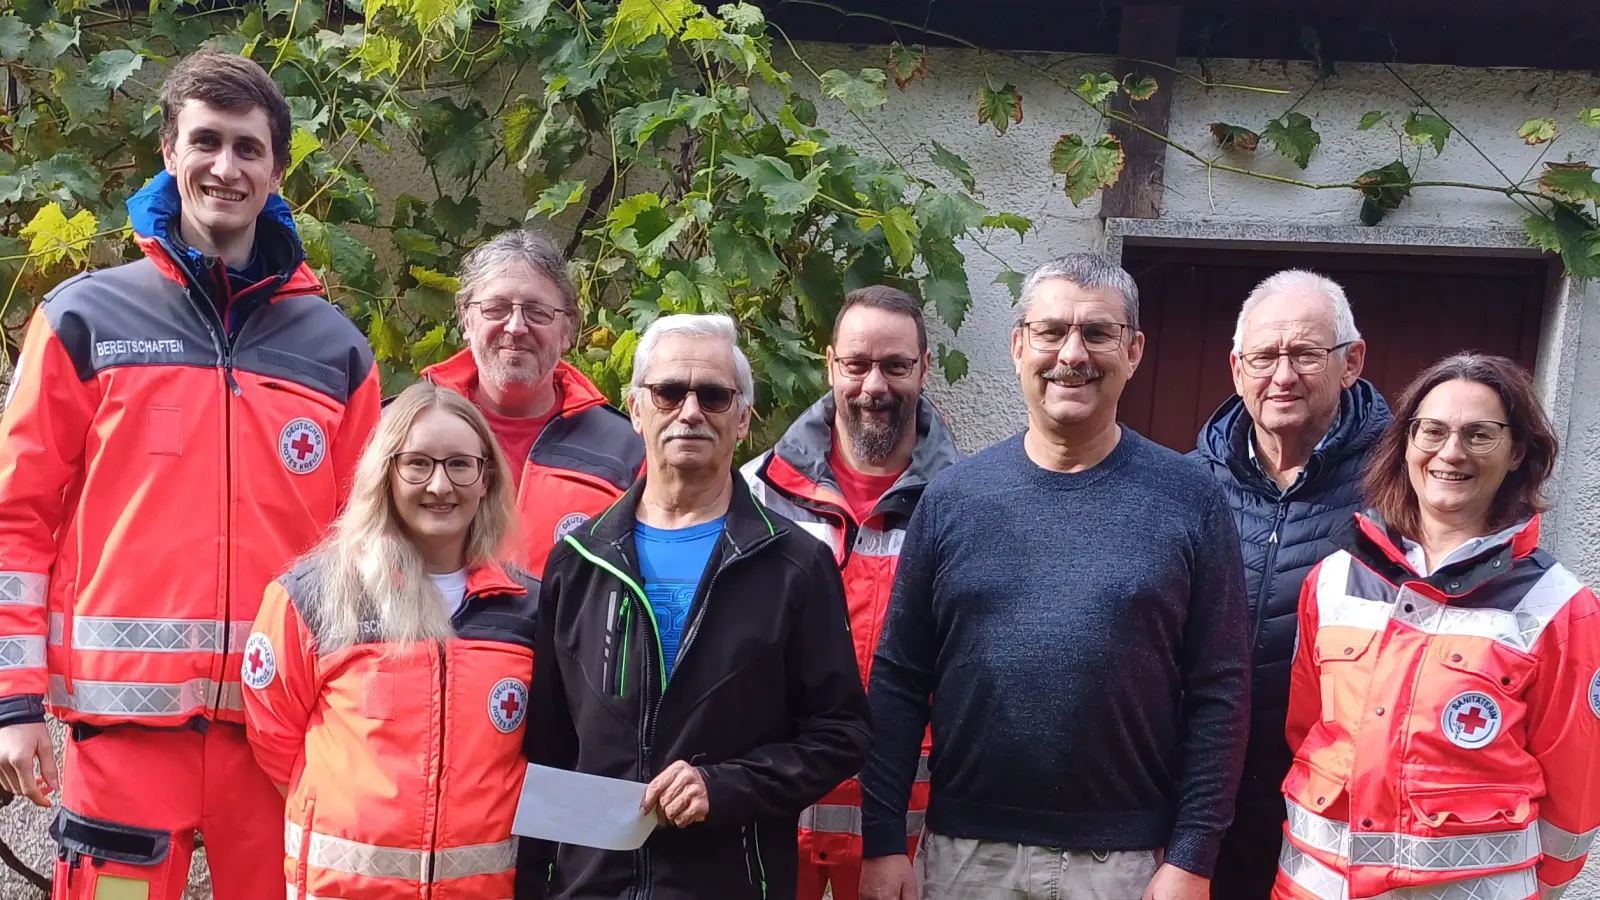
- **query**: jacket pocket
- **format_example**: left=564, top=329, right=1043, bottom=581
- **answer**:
left=1283, top=757, right=1349, bottom=818
left=1436, top=641, right=1535, bottom=697
left=1314, top=628, right=1377, bottom=725
left=1409, top=785, right=1534, bottom=832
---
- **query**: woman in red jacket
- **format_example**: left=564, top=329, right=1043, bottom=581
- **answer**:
left=243, top=380, right=539, bottom=900
left=1277, top=354, right=1600, bottom=900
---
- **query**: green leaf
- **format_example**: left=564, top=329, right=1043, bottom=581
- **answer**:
left=495, top=0, right=550, bottom=32
left=936, top=345, right=968, bottom=384
left=286, top=128, right=320, bottom=177
left=717, top=2, right=763, bottom=31
left=1581, top=109, right=1600, bottom=129
left=410, top=324, right=453, bottom=367
left=1524, top=204, right=1600, bottom=280
left=241, top=6, right=266, bottom=37
left=0, top=17, right=34, bottom=62
left=1358, top=111, right=1386, bottom=131
left=392, top=228, right=442, bottom=257
left=610, top=0, right=697, bottom=45
left=1122, top=74, right=1158, bottom=102
left=994, top=268, right=1025, bottom=301
left=85, top=48, right=143, bottom=91
left=856, top=207, right=918, bottom=269
left=500, top=96, right=540, bottom=167
left=1073, top=73, right=1118, bottom=105
left=679, top=16, right=721, bottom=40
left=928, top=140, right=975, bottom=192
left=294, top=213, right=330, bottom=269
left=1518, top=118, right=1557, bottom=145
left=0, top=175, right=23, bottom=205
left=431, top=195, right=481, bottom=239
left=533, top=179, right=586, bottom=217
left=794, top=249, right=844, bottom=329
left=410, top=265, right=461, bottom=293
left=977, top=82, right=1023, bottom=135
left=39, top=19, right=80, bottom=57
left=982, top=213, right=1032, bottom=240
left=403, top=285, right=455, bottom=322
left=354, top=33, right=401, bottom=77
left=1209, top=122, right=1260, bottom=152
left=708, top=221, right=784, bottom=289
left=20, top=202, right=97, bottom=268
left=1264, top=112, right=1321, bottom=169
left=923, top=273, right=971, bottom=333
left=418, top=99, right=495, bottom=183
left=412, top=0, right=464, bottom=33
left=1539, top=162, right=1600, bottom=202
left=30, top=152, right=103, bottom=204
left=914, top=191, right=986, bottom=239
left=1049, top=133, right=1125, bottom=206
left=367, top=308, right=408, bottom=363
left=288, top=96, right=329, bottom=135
left=820, top=68, right=887, bottom=116
left=1403, top=112, right=1450, bottom=155
left=722, top=154, right=825, bottom=215
left=887, top=41, right=928, bottom=90
left=1355, top=160, right=1413, bottom=226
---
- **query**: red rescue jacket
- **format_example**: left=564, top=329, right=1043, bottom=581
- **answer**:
left=1278, top=513, right=1600, bottom=900
left=741, top=394, right=959, bottom=865
left=422, top=351, right=643, bottom=576
left=0, top=172, right=380, bottom=729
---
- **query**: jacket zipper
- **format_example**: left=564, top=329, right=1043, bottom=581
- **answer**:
left=752, top=822, right=767, bottom=899
left=1253, top=503, right=1289, bottom=649
left=618, top=594, right=633, bottom=696
left=604, top=590, right=618, bottom=695
left=186, top=283, right=237, bottom=713
left=427, top=642, right=448, bottom=893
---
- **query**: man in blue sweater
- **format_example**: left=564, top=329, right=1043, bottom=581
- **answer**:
left=858, top=254, right=1250, bottom=900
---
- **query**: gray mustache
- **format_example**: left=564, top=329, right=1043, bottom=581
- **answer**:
left=1043, top=363, right=1104, bottom=382
left=663, top=426, right=717, bottom=440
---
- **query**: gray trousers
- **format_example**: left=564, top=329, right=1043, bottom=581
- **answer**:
left=916, top=832, right=1161, bottom=900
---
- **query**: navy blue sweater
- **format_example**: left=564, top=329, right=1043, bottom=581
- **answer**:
left=859, top=429, right=1250, bottom=876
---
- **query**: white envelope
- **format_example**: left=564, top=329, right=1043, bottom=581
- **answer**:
left=512, top=763, right=659, bottom=851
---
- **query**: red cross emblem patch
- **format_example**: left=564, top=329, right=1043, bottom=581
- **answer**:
left=488, top=677, right=528, bottom=733
left=278, top=418, right=327, bottom=475
left=242, top=632, right=277, bottom=690
left=1442, top=691, right=1502, bottom=749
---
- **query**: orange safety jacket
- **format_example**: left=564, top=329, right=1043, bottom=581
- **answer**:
left=1278, top=513, right=1600, bottom=900
left=421, top=351, right=644, bottom=576
left=740, top=394, right=958, bottom=865
left=0, top=173, right=380, bottom=730
left=243, top=559, right=539, bottom=900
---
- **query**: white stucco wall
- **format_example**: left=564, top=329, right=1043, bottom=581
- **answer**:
left=3, top=40, right=1598, bottom=899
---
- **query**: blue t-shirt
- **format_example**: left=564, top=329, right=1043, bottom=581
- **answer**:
left=634, top=516, right=724, bottom=679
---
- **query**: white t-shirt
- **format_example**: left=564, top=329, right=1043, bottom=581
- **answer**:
left=430, top=568, right=469, bottom=618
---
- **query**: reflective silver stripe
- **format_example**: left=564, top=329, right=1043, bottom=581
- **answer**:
left=216, top=681, right=245, bottom=712
left=1280, top=842, right=1541, bottom=900
left=229, top=621, right=254, bottom=651
left=853, top=526, right=905, bottom=558
left=48, top=613, right=63, bottom=647
left=0, top=635, right=45, bottom=670
left=905, top=809, right=926, bottom=837
left=286, top=822, right=515, bottom=882
left=1537, top=820, right=1598, bottom=862
left=0, top=573, right=46, bottom=607
left=915, top=753, right=931, bottom=783
left=1288, top=799, right=1541, bottom=872
left=71, top=617, right=233, bottom=653
left=797, top=804, right=862, bottom=835
left=48, top=674, right=230, bottom=716
left=1315, top=553, right=1581, bottom=653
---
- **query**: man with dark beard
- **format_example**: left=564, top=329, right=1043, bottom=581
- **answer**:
left=421, top=229, right=644, bottom=574
left=743, top=286, right=960, bottom=900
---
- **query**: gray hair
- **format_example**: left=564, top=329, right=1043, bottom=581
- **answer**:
left=1015, top=254, right=1140, bottom=329
left=630, top=314, right=755, bottom=407
left=455, top=229, right=579, bottom=320
left=1232, top=269, right=1361, bottom=353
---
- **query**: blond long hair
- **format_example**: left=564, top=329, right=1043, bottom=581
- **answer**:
left=305, top=382, right=516, bottom=650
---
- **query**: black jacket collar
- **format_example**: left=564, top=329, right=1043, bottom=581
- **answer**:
left=576, top=472, right=787, bottom=560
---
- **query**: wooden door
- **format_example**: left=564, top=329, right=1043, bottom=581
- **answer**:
left=1117, top=247, right=1549, bottom=453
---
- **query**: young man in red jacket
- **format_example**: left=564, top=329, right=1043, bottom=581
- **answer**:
left=0, top=51, right=379, bottom=900
left=420, top=229, right=644, bottom=574
left=742, top=286, right=959, bottom=900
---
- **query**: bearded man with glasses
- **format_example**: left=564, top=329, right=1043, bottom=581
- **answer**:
left=741, top=286, right=959, bottom=900
left=420, top=229, right=644, bottom=574
left=1191, top=269, right=1391, bottom=900
left=518, top=313, right=871, bottom=900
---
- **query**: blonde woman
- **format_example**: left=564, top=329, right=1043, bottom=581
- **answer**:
left=243, top=381, right=537, bottom=900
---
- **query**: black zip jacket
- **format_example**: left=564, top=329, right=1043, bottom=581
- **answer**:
left=515, top=476, right=872, bottom=900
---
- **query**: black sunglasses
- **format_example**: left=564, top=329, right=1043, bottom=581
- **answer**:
left=640, top=381, right=739, bottom=413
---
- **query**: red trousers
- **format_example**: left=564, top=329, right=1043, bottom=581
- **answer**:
left=53, top=724, right=283, bottom=900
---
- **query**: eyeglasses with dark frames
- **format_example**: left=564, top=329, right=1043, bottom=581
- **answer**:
left=1407, top=418, right=1512, bottom=455
left=640, top=382, right=739, bottom=413
left=464, top=300, right=567, bottom=326
left=832, top=356, right=920, bottom=379
left=1237, top=342, right=1356, bottom=376
left=391, top=452, right=488, bottom=486
left=1019, top=320, right=1134, bottom=354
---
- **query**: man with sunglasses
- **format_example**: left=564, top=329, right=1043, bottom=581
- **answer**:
left=1190, top=269, right=1391, bottom=900
left=741, top=286, right=959, bottom=900
left=519, top=313, right=871, bottom=900
left=860, top=254, right=1249, bottom=900
left=421, top=229, right=644, bottom=575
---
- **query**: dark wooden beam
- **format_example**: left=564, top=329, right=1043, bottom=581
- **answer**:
left=1100, top=6, right=1182, bottom=220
